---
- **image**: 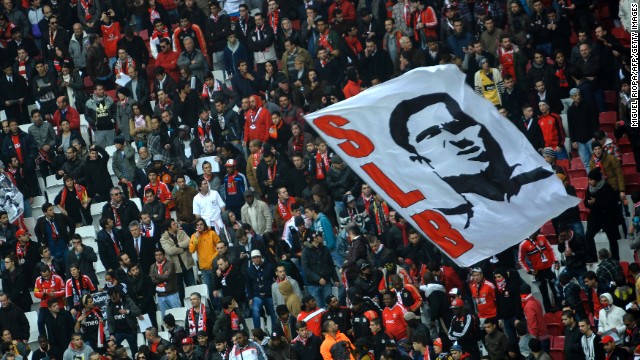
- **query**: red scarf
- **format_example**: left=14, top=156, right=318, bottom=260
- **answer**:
left=269, top=121, right=282, bottom=139
left=17, top=59, right=28, bottom=79
left=197, top=119, right=212, bottom=145
left=268, top=161, right=278, bottom=181
left=592, top=155, right=608, bottom=179
left=292, top=135, right=305, bottom=153
left=344, top=35, right=363, bottom=55
left=188, top=304, right=207, bottom=337
left=79, top=0, right=93, bottom=21
left=227, top=171, right=238, bottom=195
left=269, top=10, right=279, bottom=31
left=110, top=202, right=122, bottom=228
left=394, top=221, right=409, bottom=246
left=227, top=309, right=240, bottom=330
left=16, top=241, right=29, bottom=264
left=315, top=151, right=329, bottom=180
left=158, top=98, right=172, bottom=111
left=93, top=307, right=106, bottom=348
left=372, top=201, right=389, bottom=236
left=151, top=26, right=170, bottom=41
left=318, top=30, right=334, bottom=52
left=277, top=197, right=296, bottom=220
left=555, top=65, right=569, bottom=88
left=60, top=184, right=86, bottom=209
left=148, top=6, right=161, bottom=24
left=251, top=149, right=263, bottom=169
left=156, top=260, right=166, bottom=290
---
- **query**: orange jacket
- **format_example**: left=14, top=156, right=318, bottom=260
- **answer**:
left=320, top=331, right=355, bottom=360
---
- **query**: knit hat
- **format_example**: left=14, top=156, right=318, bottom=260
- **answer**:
left=153, top=155, right=163, bottom=162
left=332, top=155, right=344, bottom=164
left=477, top=56, right=487, bottom=66
left=542, top=147, right=556, bottom=158
left=588, top=168, right=603, bottom=182
left=450, top=344, right=463, bottom=352
left=433, top=338, right=443, bottom=348
left=569, top=88, right=580, bottom=96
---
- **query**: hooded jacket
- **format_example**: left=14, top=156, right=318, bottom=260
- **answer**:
left=597, top=293, right=627, bottom=336
left=62, top=340, right=94, bottom=360
left=68, top=31, right=90, bottom=69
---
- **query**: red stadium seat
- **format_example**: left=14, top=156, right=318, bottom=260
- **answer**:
left=556, top=159, right=570, bottom=174
left=139, top=29, right=149, bottom=40
left=550, top=349, right=564, bottom=360
left=604, top=90, right=618, bottom=111
left=571, top=177, right=588, bottom=199
left=571, top=157, right=585, bottom=169
left=623, top=153, right=636, bottom=166
left=611, top=27, right=631, bottom=47
left=552, top=336, right=565, bottom=350
left=548, top=323, right=563, bottom=337
left=599, top=111, right=617, bottom=125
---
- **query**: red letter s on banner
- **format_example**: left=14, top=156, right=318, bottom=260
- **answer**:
left=313, top=115, right=374, bottom=158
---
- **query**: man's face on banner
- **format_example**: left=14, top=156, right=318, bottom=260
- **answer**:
left=406, top=104, right=489, bottom=178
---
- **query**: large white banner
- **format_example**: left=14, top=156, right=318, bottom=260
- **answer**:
left=304, top=65, right=579, bottom=267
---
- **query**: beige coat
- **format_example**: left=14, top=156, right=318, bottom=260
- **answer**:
left=240, top=199, right=273, bottom=235
left=160, top=229, right=195, bottom=273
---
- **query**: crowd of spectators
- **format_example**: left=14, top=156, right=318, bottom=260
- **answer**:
left=0, top=0, right=638, bottom=358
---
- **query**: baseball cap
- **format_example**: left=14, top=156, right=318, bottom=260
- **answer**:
left=153, top=155, right=163, bottom=162
left=250, top=250, right=262, bottom=258
left=16, top=229, right=29, bottom=237
left=433, top=338, right=443, bottom=348
left=181, top=337, right=193, bottom=345
left=601, top=335, right=615, bottom=344
left=225, top=159, right=236, bottom=167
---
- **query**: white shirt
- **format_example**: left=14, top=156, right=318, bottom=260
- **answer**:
left=193, top=190, right=226, bottom=231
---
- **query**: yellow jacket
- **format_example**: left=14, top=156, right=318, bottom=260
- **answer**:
left=189, top=229, right=220, bottom=270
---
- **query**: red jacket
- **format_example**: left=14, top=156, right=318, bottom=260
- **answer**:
left=440, top=266, right=464, bottom=293
left=382, top=303, right=407, bottom=340
left=538, top=113, right=565, bottom=148
left=411, top=6, right=438, bottom=41
left=34, top=274, right=66, bottom=308
left=518, top=235, right=557, bottom=272
left=470, top=279, right=497, bottom=319
left=244, top=96, right=271, bottom=143
left=522, top=294, right=549, bottom=338
left=156, top=50, right=180, bottom=82
left=52, top=106, right=81, bottom=132
left=328, top=0, right=356, bottom=22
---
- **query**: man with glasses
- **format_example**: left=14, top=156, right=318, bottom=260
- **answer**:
left=41, top=15, right=68, bottom=62
left=101, top=187, right=141, bottom=233
left=156, top=38, right=180, bottom=82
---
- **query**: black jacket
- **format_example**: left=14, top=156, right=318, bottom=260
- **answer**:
left=0, top=302, right=30, bottom=341
left=1, top=266, right=34, bottom=314
left=326, top=166, right=361, bottom=205
left=291, top=334, right=322, bottom=360
left=65, top=244, right=99, bottom=285
left=212, top=310, right=247, bottom=343
left=101, top=200, right=141, bottom=235
left=97, top=228, right=126, bottom=271
left=558, top=231, right=587, bottom=269
left=82, top=145, right=112, bottom=200
left=495, top=275, right=524, bottom=320
left=44, top=309, right=76, bottom=352
left=35, top=213, right=76, bottom=244
left=213, top=263, right=246, bottom=302
left=585, top=181, right=620, bottom=224
left=564, top=324, right=586, bottom=360
left=256, top=159, right=290, bottom=205
left=127, top=273, right=158, bottom=317
left=301, top=244, right=339, bottom=286
left=567, top=100, right=598, bottom=143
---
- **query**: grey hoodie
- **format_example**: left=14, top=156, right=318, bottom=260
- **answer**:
left=63, top=342, right=94, bottom=360
left=68, top=31, right=90, bottom=69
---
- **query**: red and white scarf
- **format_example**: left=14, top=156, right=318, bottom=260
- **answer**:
left=269, top=10, right=279, bottom=31
left=197, top=119, right=212, bottom=145
left=251, top=149, right=263, bottom=169
left=60, top=184, right=87, bottom=209
left=188, top=304, right=208, bottom=337
left=227, top=171, right=238, bottom=195
left=155, top=260, right=167, bottom=292
left=277, top=197, right=296, bottom=221
left=16, top=241, right=29, bottom=264
left=315, top=151, right=329, bottom=180
left=79, top=0, right=93, bottom=21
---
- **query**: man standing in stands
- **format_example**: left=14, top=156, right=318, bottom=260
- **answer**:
left=35, top=203, right=75, bottom=260
left=34, top=263, right=66, bottom=335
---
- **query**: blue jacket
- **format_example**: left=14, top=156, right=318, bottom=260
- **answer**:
left=223, top=171, right=249, bottom=207
left=313, top=213, right=336, bottom=250
left=246, top=261, right=275, bottom=298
